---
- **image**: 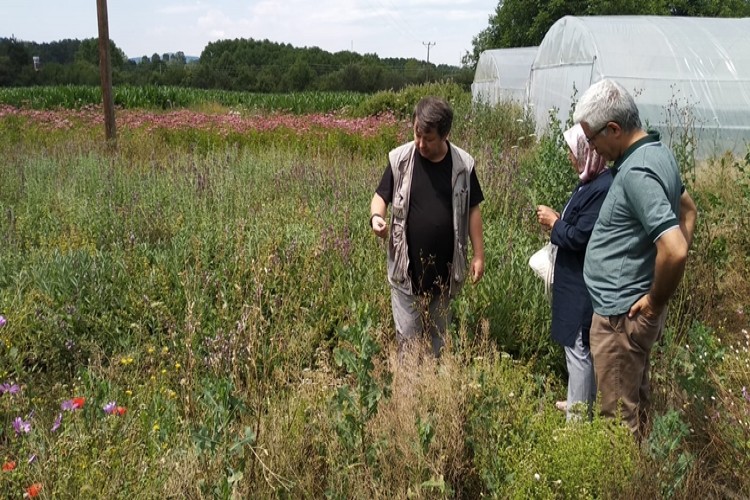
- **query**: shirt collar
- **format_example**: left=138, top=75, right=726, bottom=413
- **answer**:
left=612, top=130, right=661, bottom=174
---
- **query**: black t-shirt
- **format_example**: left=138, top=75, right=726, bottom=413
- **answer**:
left=375, top=147, right=484, bottom=294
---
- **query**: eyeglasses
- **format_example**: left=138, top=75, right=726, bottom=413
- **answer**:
left=586, top=123, right=609, bottom=144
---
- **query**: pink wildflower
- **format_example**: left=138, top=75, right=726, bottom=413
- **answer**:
left=13, top=417, right=31, bottom=435
left=51, top=413, right=62, bottom=432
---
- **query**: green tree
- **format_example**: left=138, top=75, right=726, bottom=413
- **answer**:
left=0, top=37, right=31, bottom=85
left=284, top=58, right=314, bottom=91
left=76, top=38, right=127, bottom=68
left=28, top=38, right=81, bottom=65
left=75, top=38, right=98, bottom=65
left=173, top=51, right=187, bottom=65
left=662, top=0, right=750, bottom=15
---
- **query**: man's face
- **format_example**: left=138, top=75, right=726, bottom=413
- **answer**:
left=581, top=121, right=616, bottom=162
left=413, top=123, right=448, bottom=162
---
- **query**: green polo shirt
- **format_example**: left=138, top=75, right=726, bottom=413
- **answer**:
left=583, top=131, right=682, bottom=316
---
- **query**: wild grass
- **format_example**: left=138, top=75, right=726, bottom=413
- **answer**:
left=0, top=83, right=748, bottom=498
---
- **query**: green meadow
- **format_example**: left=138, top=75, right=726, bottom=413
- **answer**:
left=0, top=83, right=749, bottom=498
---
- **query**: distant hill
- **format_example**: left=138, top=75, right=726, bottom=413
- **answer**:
left=2, top=36, right=472, bottom=91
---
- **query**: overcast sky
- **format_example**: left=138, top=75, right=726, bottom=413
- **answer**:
left=2, top=0, right=498, bottom=66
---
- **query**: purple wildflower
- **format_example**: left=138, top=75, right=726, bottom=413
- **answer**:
left=60, top=398, right=84, bottom=411
left=743, top=386, right=750, bottom=403
left=51, top=413, right=62, bottom=432
left=12, top=417, right=31, bottom=435
left=0, top=315, right=6, bottom=328
left=27, top=454, right=37, bottom=464
left=0, top=382, right=21, bottom=395
left=103, top=401, right=117, bottom=415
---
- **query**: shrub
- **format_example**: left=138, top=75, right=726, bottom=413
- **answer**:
left=467, top=350, right=638, bottom=499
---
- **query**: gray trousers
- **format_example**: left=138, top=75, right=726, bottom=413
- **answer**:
left=564, top=328, right=596, bottom=421
left=391, top=286, right=451, bottom=357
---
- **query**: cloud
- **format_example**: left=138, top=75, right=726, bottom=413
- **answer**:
left=4, top=0, right=493, bottom=65
left=156, top=3, right=205, bottom=15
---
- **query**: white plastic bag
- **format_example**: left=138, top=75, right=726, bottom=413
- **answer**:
left=529, top=242, right=557, bottom=296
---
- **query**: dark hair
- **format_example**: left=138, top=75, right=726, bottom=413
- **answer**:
left=413, top=96, right=453, bottom=138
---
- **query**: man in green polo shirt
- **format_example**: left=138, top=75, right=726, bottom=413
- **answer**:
left=573, top=79, right=697, bottom=438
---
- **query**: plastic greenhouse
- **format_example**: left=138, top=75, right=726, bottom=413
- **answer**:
left=528, top=16, right=750, bottom=159
left=472, top=47, right=538, bottom=105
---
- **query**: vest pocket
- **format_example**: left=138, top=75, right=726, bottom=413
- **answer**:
left=453, top=187, right=469, bottom=284
left=390, top=218, right=409, bottom=285
left=453, top=248, right=467, bottom=283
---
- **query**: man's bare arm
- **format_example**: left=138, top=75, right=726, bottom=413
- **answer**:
left=679, top=190, right=697, bottom=248
left=468, top=205, right=485, bottom=283
left=628, top=227, right=688, bottom=318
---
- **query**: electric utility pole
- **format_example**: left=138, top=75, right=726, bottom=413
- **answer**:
left=97, top=0, right=116, bottom=145
left=423, top=41, right=435, bottom=82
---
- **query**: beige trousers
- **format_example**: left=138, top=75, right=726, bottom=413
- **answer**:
left=590, top=309, right=667, bottom=437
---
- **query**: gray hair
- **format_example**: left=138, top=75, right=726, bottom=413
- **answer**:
left=573, top=79, right=641, bottom=133
left=413, top=96, right=453, bottom=138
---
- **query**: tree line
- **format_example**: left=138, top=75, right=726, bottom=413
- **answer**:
left=6, top=2, right=747, bottom=93
left=0, top=36, right=474, bottom=93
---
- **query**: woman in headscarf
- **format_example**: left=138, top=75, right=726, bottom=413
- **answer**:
left=536, top=123, right=612, bottom=420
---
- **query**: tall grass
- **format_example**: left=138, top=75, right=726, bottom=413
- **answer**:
left=0, top=85, right=367, bottom=113
left=0, top=84, right=748, bottom=498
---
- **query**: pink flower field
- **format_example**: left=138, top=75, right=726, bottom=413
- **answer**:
left=0, top=104, right=399, bottom=137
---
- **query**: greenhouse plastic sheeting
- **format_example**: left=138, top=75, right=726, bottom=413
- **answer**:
left=528, top=16, right=750, bottom=159
left=472, top=47, right=537, bottom=104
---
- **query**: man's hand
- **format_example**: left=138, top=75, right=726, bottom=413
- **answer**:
left=628, top=293, right=663, bottom=320
left=471, top=256, right=485, bottom=284
left=371, top=214, right=388, bottom=238
left=370, top=194, right=389, bottom=239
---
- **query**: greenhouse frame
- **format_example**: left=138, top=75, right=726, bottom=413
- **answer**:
left=471, top=47, right=538, bottom=105
left=527, top=15, right=750, bottom=159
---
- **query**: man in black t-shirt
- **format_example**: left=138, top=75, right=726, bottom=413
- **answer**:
left=370, top=97, right=485, bottom=357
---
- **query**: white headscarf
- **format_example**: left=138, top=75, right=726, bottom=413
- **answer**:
left=563, top=123, right=607, bottom=183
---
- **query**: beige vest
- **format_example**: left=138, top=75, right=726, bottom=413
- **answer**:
left=386, top=141, right=475, bottom=297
